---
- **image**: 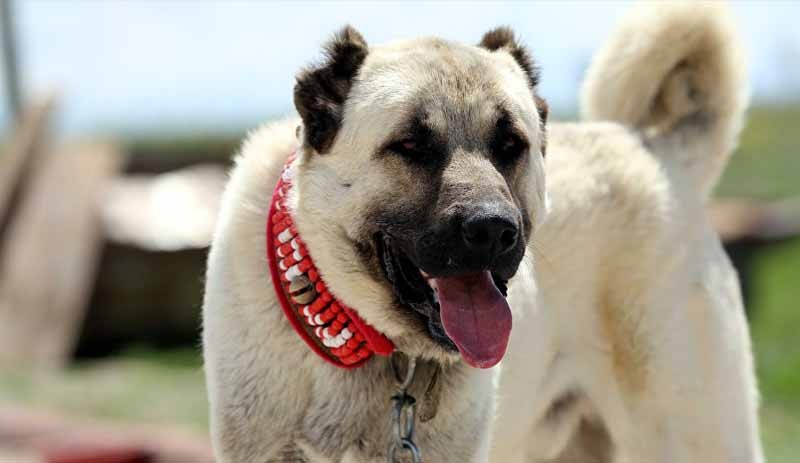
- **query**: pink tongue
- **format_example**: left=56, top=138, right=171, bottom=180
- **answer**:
left=435, top=271, right=512, bottom=369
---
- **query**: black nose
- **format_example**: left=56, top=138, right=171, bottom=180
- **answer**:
left=461, top=214, right=519, bottom=257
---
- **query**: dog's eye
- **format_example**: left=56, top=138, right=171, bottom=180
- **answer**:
left=387, top=139, right=420, bottom=157
left=384, top=121, right=444, bottom=166
left=494, top=132, right=528, bottom=163
left=491, top=113, right=529, bottom=165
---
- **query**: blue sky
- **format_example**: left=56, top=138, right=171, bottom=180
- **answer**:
left=2, top=1, right=799, bottom=137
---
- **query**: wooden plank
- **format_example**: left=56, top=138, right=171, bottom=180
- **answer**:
left=0, top=405, right=213, bottom=462
left=101, top=164, right=226, bottom=251
left=710, top=198, right=800, bottom=242
left=1, top=0, right=22, bottom=119
left=0, top=95, right=56, bottom=232
left=0, top=141, right=125, bottom=368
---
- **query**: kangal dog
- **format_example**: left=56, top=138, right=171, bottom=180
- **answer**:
left=203, top=3, right=763, bottom=462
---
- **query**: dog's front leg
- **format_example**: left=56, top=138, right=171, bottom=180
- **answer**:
left=590, top=244, right=764, bottom=463
left=204, top=282, right=313, bottom=463
left=205, top=337, right=312, bottom=462
left=603, top=388, right=762, bottom=463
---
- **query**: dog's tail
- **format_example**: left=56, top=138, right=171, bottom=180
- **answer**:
left=580, top=2, right=748, bottom=199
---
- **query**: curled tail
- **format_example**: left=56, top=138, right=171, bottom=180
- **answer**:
left=581, top=2, right=748, bottom=199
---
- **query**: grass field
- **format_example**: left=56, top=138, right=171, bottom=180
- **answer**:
left=1, top=106, right=799, bottom=459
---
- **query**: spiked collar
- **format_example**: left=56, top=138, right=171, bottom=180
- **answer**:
left=266, top=151, right=395, bottom=368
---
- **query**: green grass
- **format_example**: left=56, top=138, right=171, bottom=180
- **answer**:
left=716, top=105, right=800, bottom=199
left=746, top=238, right=800, bottom=462
left=750, top=239, right=800, bottom=406
left=0, top=106, right=798, bottom=458
left=0, top=347, right=209, bottom=434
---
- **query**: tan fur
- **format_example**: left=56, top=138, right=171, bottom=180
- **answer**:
left=598, top=291, right=649, bottom=395
left=204, top=3, right=762, bottom=462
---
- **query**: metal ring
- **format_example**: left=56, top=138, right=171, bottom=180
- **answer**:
left=388, top=438, right=422, bottom=463
left=402, top=400, right=416, bottom=439
left=391, top=352, right=417, bottom=390
left=391, top=394, right=416, bottom=441
left=391, top=398, right=403, bottom=442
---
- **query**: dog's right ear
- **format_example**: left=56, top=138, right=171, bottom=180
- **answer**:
left=478, top=27, right=539, bottom=89
left=294, top=26, right=368, bottom=154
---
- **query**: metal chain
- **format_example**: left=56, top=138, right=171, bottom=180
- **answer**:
left=388, top=353, right=422, bottom=463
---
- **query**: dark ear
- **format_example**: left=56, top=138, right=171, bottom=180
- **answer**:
left=480, top=27, right=548, bottom=154
left=479, top=27, right=540, bottom=88
left=294, top=26, right=368, bottom=154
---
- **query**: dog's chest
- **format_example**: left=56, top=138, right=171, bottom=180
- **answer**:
left=290, top=361, right=494, bottom=463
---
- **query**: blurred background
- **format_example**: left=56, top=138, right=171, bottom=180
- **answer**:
left=0, top=1, right=798, bottom=462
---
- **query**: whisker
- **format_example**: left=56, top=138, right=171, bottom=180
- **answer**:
left=529, top=238, right=555, bottom=273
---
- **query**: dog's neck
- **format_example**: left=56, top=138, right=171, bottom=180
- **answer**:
left=266, top=151, right=395, bottom=369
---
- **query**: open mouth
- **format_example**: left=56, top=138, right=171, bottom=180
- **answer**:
left=376, top=233, right=512, bottom=368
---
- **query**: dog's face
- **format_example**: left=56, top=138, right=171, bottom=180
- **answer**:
left=291, top=27, right=548, bottom=367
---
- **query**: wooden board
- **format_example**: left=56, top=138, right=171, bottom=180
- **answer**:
left=0, top=405, right=213, bottom=462
left=0, top=95, right=56, bottom=232
left=0, top=141, right=125, bottom=368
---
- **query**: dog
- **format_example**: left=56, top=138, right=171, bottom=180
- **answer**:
left=203, top=2, right=763, bottom=462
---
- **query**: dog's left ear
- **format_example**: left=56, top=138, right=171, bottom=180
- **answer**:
left=479, top=27, right=548, bottom=154
left=294, top=26, right=368, bottom=154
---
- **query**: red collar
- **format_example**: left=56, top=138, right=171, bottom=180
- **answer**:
left=266, top=151, right=395, bottom=368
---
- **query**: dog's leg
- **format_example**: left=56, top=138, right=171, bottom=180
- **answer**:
left=491, top=267, right=591, bottom=463
left=585, top=235, right=763, bottom=463
left=550, top=419, right=611, bottom=463
left=204, top=315, right=312, bottom=462
left=204, top=248, right=313, bottom=462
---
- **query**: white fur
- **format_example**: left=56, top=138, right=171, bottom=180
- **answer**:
left=581, top=1, right=748, bottom=199
left=204, top=3, right=762, bottom=461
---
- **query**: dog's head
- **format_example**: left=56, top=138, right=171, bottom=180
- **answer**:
left=291, top=26, right=548, bottom=367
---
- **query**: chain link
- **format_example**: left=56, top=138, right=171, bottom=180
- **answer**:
left=388, top=354, right=422, bottom=463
